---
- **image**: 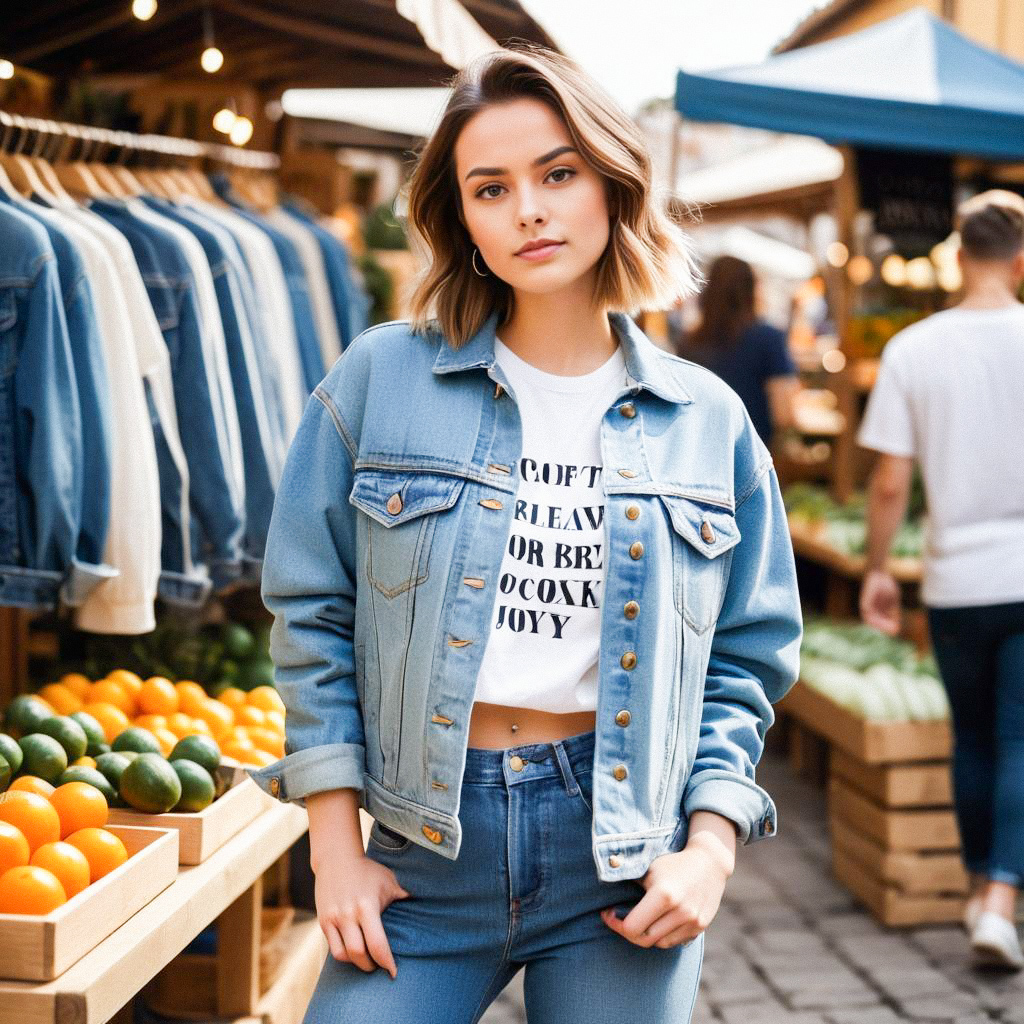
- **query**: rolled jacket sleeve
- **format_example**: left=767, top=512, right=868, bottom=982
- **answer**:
left=682, top=455, right=802, bottom=843
left=247, top=386, right=365, bottom=805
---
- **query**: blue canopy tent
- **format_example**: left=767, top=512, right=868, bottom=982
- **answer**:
left=675, top=8, right=1024, bottom=161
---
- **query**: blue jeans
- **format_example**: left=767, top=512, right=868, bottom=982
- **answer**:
left=928, top=601, right=1024, bottom=887
left=304, top=731, right=704, bottom=1023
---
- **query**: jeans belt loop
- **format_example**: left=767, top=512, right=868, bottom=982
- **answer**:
left=552, top=741, right=580, bottom=798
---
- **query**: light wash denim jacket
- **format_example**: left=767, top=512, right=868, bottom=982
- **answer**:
left=248, top=311, right=802, bottom=883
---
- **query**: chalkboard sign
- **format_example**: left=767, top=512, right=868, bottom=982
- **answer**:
left=856, top=147, right=954, bottom=258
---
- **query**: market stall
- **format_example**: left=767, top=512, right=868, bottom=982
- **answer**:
left=675, top=7, right=1024, bottom=927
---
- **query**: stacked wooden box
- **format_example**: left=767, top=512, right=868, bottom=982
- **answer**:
left=780, top=682, right=964, bottom=927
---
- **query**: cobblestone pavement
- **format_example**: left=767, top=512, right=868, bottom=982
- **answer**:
left=481, top=748, right=1024, bottom=1024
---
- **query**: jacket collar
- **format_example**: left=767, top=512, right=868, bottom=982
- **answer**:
left=431, top=311, right=693, bottom=405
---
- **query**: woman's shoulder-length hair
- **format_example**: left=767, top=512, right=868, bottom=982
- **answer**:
left=403, top=44, right=699, bottom=349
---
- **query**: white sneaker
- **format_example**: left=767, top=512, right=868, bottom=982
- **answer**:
left=971, top=911, right=1024, bottom=970
left=964, top=895, right=984, bottom=933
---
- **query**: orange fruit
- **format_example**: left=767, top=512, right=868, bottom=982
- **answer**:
left=176, top=682, right=208, bottom=716
left=240, top=749, right=276, bottom=768
left=196, top=700, right=234, bottom=739
left=71, top=756, right=97, bottom=769
left=226, top=725, right=254, bottom=746
left=236, top=706, right=267, bottom=729
left=31, top=842, right=90, bottom=899
left=221, top=739, right=256, bottom=762
left=37, top=684, right=84, bottom=715
left=133, top=714, right=168, bottom=733
left=0, top=792, right=61, bottom=852
left=188, top=717, right=213, bottom=738
left=138, top=678, right=179, bottom=716
left=153, top=727, right=179, bottom=757
left=8, top=776, right=55, bottom=799
left=88, top=679, right=134, bottom=714
left=60, top=673, right=94, bottom=700
left=165, top=712, right=194, bottom=738
left=246, top=686, right=285, bottom=715
left=0, top=865, right=67, bottom=914
left=246, top=727, right=285, bottom=757
left=65, top=827, right=127, bottom=881
left=86, top=703, right=131, bottom=743
left=106, top=670, right=144, bottom=697
left=218, top=687, right=248, bottom=711
left=49, top=782, right=108, bottom=838
left=0, top=821, right=30, bottom=874
left=264, top=710, right=285, bottom=734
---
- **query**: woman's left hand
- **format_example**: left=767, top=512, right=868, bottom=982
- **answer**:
left=601, top=811, right=736, bottom=949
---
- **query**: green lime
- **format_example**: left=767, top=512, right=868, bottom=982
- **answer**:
left=36, top=716, right=88, bottom=762
left=0, top=734, right=23, bottom=776
left=58, top=766, right=116, bottom=805
left=170, top=759, right=216, bottom=812
left=112, top=727, right=162, bottom=755
left=18, top=733, right=68, bottom=784
left=0, top=753, right=10, bottom=791
left=69, top=711, right=107, bottom=754
left=119, top=750, right=140, bottom=763
left=237, top=658, right=274, bottom=692
left=168, top=735, right=221, bottom=775
left=219, top=659, right=239, bottom=683
left=119, top=753, right=181, bottom=813
left=3, top=695, right=54, bottom=739
left=94, top=752, right=132, bottom=791
left=221, top=624, right=255, bottom=661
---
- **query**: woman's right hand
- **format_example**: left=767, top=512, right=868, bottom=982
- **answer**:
left=313, top=850, right=410, bottom=977
left=305, top=788, right=410, bottom=978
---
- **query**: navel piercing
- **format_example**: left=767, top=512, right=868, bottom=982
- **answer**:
left=510, top=723, right=519, bottom=733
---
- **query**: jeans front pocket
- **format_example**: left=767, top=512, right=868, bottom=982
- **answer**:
left=574, top=767, right=594, bottom=814
left=367, top=819, right=412, bottom=854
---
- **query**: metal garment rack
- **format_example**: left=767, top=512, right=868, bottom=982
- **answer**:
left=0, top=110, right=280, bottom=169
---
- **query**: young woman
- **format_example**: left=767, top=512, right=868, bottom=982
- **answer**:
left=249, top=45, right=802, bottom=1023
left=675, top=255, right=800, bottom=449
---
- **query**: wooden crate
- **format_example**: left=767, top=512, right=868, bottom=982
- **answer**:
left=830, top=816, right=968, bottom=896
left=828, top=778, right=960, bottom=851
left=833, top=847, right=966, bottom=927
left=830, top=749, right=953, bottom=808
left=780, top=682, right=951, bottom=764
left=0, top=825, right=178, bottom=982
left=107, top=775, right=271, bottom=865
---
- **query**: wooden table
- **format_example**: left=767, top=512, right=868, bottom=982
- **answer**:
left=0, top=802, right=310, bottom=1024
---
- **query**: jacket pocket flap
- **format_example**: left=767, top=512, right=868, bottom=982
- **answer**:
left=659, top=495, right=741, bottom=559
left=350, top=469, right=465, bottom=528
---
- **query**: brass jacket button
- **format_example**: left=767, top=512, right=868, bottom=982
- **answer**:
left=479, top=498, right=503, bottom=510
left=619, top=403, right=636, bottom=419
left=613, top=764, right=628, bottom=781
left=386, top=493, right=403, bottom=516
left=615, top=709, right=631, bottom=727
left=620, top=651, right=637, bottom=670
left=700, top=520, right=716, bottom=544
left=618, top=469, right=638, bottom=478
left=269, top=777, right=281, bottom=797
left=765, top=819, right=775, bottom=836
left=422, top=825, right=443, bottom=844
left=625, top=505, right=640, bottom=521
left=509, top=755, right=525, bottom=772
left=629, top=541, right=644, bottom=560
left=623, top=600, right=639, bottom=619
left=608, top=854, right=622, bottom=868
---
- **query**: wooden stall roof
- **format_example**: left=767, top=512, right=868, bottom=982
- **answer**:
left=4, top=0, right=560, bottom=90
left=773, top=0, right=873, bottom=53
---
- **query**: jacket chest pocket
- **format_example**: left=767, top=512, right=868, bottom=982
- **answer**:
left=349, top=469, right=466, bottom=598
left=659, top=496, right=741, bottom=634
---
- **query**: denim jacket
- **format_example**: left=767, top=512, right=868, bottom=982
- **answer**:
left=248, top=312, right=802, bottom=883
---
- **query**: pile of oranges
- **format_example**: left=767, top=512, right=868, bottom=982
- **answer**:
left=35, top=672, right=285, bottom=768
left=0, top=782, right=128, bottom=914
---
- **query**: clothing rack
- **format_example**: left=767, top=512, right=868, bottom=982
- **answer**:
left=0, top=111, right=279, bottom=169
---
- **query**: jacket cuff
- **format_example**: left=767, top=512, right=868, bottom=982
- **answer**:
left=158, top=569, right=213, bottom=608
left=61, top=558, right=120, bottom=608
left=245, top=742, right=366, bottom=807
left=682, top=769, right=777, bottom=844
left=0, top=565, right=64, bottom=609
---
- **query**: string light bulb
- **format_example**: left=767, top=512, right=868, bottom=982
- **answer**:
left=201, top=5, right=223, bottom=73
left=132, top=0, right=157, bottom=20
left=213, top=107, right=237, bottom=134
left=229, top=116, right=254, bottom=146
left=0, top=60, right=14, bottom=80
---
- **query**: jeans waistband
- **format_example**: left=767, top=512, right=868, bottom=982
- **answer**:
left=463, top=729, right=595, bottom=788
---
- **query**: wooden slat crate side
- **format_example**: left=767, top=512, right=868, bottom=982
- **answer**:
left=830, top=749, right=953, bottom=808
left=828, top=779, right=961, bottom=851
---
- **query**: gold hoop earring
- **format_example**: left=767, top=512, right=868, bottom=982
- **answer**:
left=472, top=248, right=488, bottom=277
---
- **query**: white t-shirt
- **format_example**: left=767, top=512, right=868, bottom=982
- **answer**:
left=473, top=339, right=628, bottom=713
left=858, top=304, right=1024, bottom=608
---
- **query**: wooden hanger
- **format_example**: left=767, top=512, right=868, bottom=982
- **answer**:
left=0, top=115, right=28, bottom=201
left=30, top=122, right=79, bottom=207
left=52, top=125, right=110, bottom=199
left=0, top=115, right=54, bottom=200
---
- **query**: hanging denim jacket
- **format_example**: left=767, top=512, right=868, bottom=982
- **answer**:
left=247, top=313, right=802, bottom=883
left=0, top=205, right=114, bottom=609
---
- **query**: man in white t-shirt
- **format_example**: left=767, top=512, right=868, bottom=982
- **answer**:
left=858, top=190, right=1024, bottom=969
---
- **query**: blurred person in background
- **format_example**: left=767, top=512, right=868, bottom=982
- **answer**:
left=859, top=190, right=1024, bottom=969
left=674, top=255, right=800, bottom=449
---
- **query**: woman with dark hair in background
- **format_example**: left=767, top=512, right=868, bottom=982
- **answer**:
left=677, top=256, right=800, bottom=448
